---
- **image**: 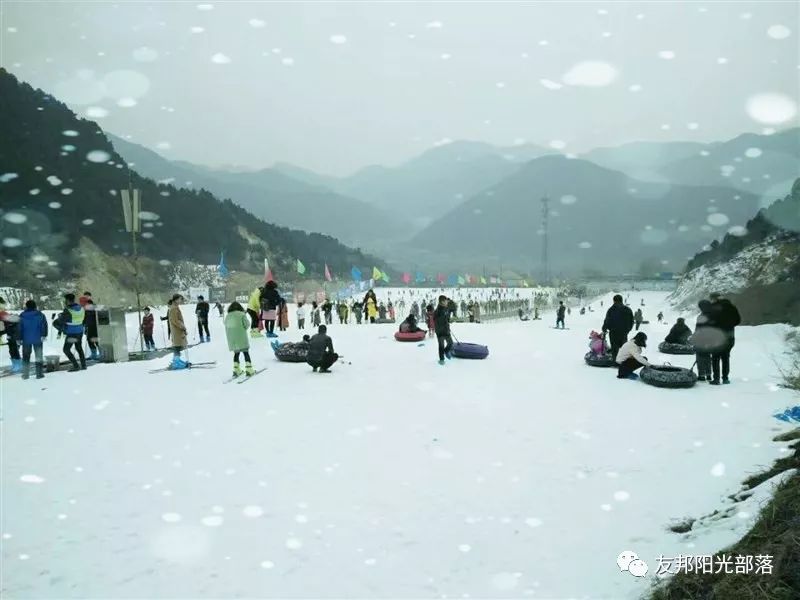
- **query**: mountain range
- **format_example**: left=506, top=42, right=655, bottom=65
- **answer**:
left=0, top=69, right=388, bottom=293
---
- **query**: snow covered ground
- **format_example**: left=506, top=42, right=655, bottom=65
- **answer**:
left=2, top=291, right=797, bottom=599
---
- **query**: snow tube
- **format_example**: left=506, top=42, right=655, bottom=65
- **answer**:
left=584, top=352, right=616, bottom=368
left=658, top=341, right=695, bottom=355
left=452, top=342, right=489, bottom=359
left=640, top=365, right=697, bottom=389
left=394, top=330, right=426, bottom=342
left=274, top=343, right=309, bottom=363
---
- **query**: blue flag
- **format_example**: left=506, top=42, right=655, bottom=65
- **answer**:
left=447, top=274, right=458, bottom=286
left=415, top=271, right=425, bottom=283
left=351, top=266, right=362, bottom=281
left=217, top=252, right=229, bottom=277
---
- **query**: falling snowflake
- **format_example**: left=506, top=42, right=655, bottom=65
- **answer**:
left=426, top=20, right=443, bottom=28
left=746, top=93, right=797, bottom=124
left=710, top=462, right=726, bottom=477
left=249, top=18, right=266, bottom=28
left=540, top=79, right=563, bottom=90
left=578, top=241, right=592, bottom=249
left=330, top=34, right=347, bottom=44
left=132, top=46, right=159, bottom=62
left=658, top=50, right=676, bottom=60
left=628, top=84, right=642, bottom=92
left=211, top=53, right=231, bottom=64
left=117, top=97, right=137, bottom=108
left=85, top=106, right=109, bottom=118
left=197, top=3, right=214, bottom=10
left=562, top=61, right=618, bottom=87
left=767, top=24, right=791, bottom=39
left=86, top=150, right=111, bottom=163
left=282, top=57, right=295, bottom=66
left=549, top=140, right=566, bottom=149
left=707, top=213, right=730, bottom=226
left=190, top=26, right=205, bottom=33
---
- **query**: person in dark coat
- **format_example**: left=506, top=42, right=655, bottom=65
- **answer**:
left=708, top=293, right=741, bottom=385
left=434, top=295, right=454, bottom=365
left=556, top=302, right=566, bottom=329
left=18, top=299, right=48, bottom=380
left=260, top=281, right=283, bottom=337
left=195, top=295, right=211, bottom=342
left=602, top=294, right=634, bottom=361
left=61, top=293, right=87, bottom=372
left=664, top=318, right=692, bottom=344
left=83, top=299, right=100, bottom=360
left=399, top=313, right=422, bottom=333
left=214, top=302, right=224, bottom=316
left=161, top=298, right=173, bottom=339
left=322, top=300, right=334, bottom=325
left=141, top=306, right=156, bottom=351
left=307, top=325, right=338, bottom=372
left=633, top=308, right=643, bottom=331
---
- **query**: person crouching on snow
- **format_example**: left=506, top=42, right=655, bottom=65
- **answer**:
left=616, top=332, right=650, bottom=380
left=307, top=325, right=338, bottom=373
left=225, top=301, right=255, bottom=377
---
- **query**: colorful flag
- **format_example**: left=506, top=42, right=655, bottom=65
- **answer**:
left=437, top=273, right=446, bottom=284
left=263, top=258, right=274, bottom=282
left=402, top=272, right=411, bottom=284
left=296, top=259, right=306, bottom=275
left=457, top=275, right=465, bottom=285
left=447, top=274, right=457, bottom=286
left=351, top=266, right=362, bottom=281
left=324, top=264, right=332, bottom=282
left=480, top=276, right=486, bottom=284
left=381, top=271, right=390, bottom=283
left=415, top=271, right=425, bottom=283
left=522, top=279, right=529, bottom=287
left=372, top=266, right=382, bottom=280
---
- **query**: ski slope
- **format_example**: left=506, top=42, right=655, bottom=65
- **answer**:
left=2, top=291, right=797, bottom=599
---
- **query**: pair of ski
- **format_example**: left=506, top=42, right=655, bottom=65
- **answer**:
left=148, top=361, right=217, bottom=374
left=223, top=368, right=267, bottom=384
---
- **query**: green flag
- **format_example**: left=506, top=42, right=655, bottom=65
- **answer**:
left=381, top=271, right=390, bottom=282
left=296, top=259, right=306, bottom=274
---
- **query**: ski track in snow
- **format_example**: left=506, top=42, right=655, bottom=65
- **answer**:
left=2, top=290, right=796, bottom=598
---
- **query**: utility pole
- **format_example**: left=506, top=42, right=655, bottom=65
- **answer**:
left=541, top=196, right=550, bottom=284
left=121, top=172, right=143, bottom=353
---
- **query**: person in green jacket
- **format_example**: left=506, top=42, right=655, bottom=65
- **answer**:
left=225, top=301, right=255, bottom=377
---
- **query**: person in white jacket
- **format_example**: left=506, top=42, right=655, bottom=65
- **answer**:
left=616, top=332, right=650, bottom=380
left=296, top=302, right=306, bottom=330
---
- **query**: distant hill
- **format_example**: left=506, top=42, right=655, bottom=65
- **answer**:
left=669, top=179, right=800, bottom=325
left=412, top=155, right=764, bottom=276
left=0, top=69, right=389, bottom=292
left=582, top=129, right=799, bottom=197
left=107, top=135, right=406, bottom=249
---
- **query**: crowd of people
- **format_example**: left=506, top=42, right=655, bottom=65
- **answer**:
left=586, top=292, right=741, bottom=384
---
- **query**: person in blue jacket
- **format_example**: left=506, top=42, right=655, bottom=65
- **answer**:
left=18, top=299, right=48, bottom=380
left=61, top=293, right=87, bottom=371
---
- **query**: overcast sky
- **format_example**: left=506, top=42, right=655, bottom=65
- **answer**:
left=2, top=1, right=798, bottom=175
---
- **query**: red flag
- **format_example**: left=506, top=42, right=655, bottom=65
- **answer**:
left=402, top=272, right=411, bottom=284
left=437, top=273, right=445, bottom=284
left=324, top=264, right=332, bottom=282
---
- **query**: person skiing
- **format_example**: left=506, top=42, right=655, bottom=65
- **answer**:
left=296, top=301, right=306, bottom=329
left=307, top=324, right=338, bottom=373
left=18, top=299, right=48, bottom=380
left=657, top=311, right=664, bottom=324
left=225, top=301, right=255, bottom=377
left=616, top=332, right=650, bottom=380
left=708, top=292, right=741, bottom=385
left=633, top=308, right=643, bottom=331
left=260, top=280, right=282, bottom=338
left=247, top=287, right=262, bottom=337
left=664, top=318, right=692, bottom=345
left=556, top=302, right=566, bottom=329
left=168, top=294, right=189, bottom=369
left=434, top=295, right=454, bottom=365
left=141, top=306, right=156, bottom=351
left=602, top=294, right=634, bottom=361
left=195, top=295, right=211, bottom=342
left=84, top=299, right=101, bottom=360
left=0, top=297, right=22, bottom=373
left=60, top=293, right=87, bottom=372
